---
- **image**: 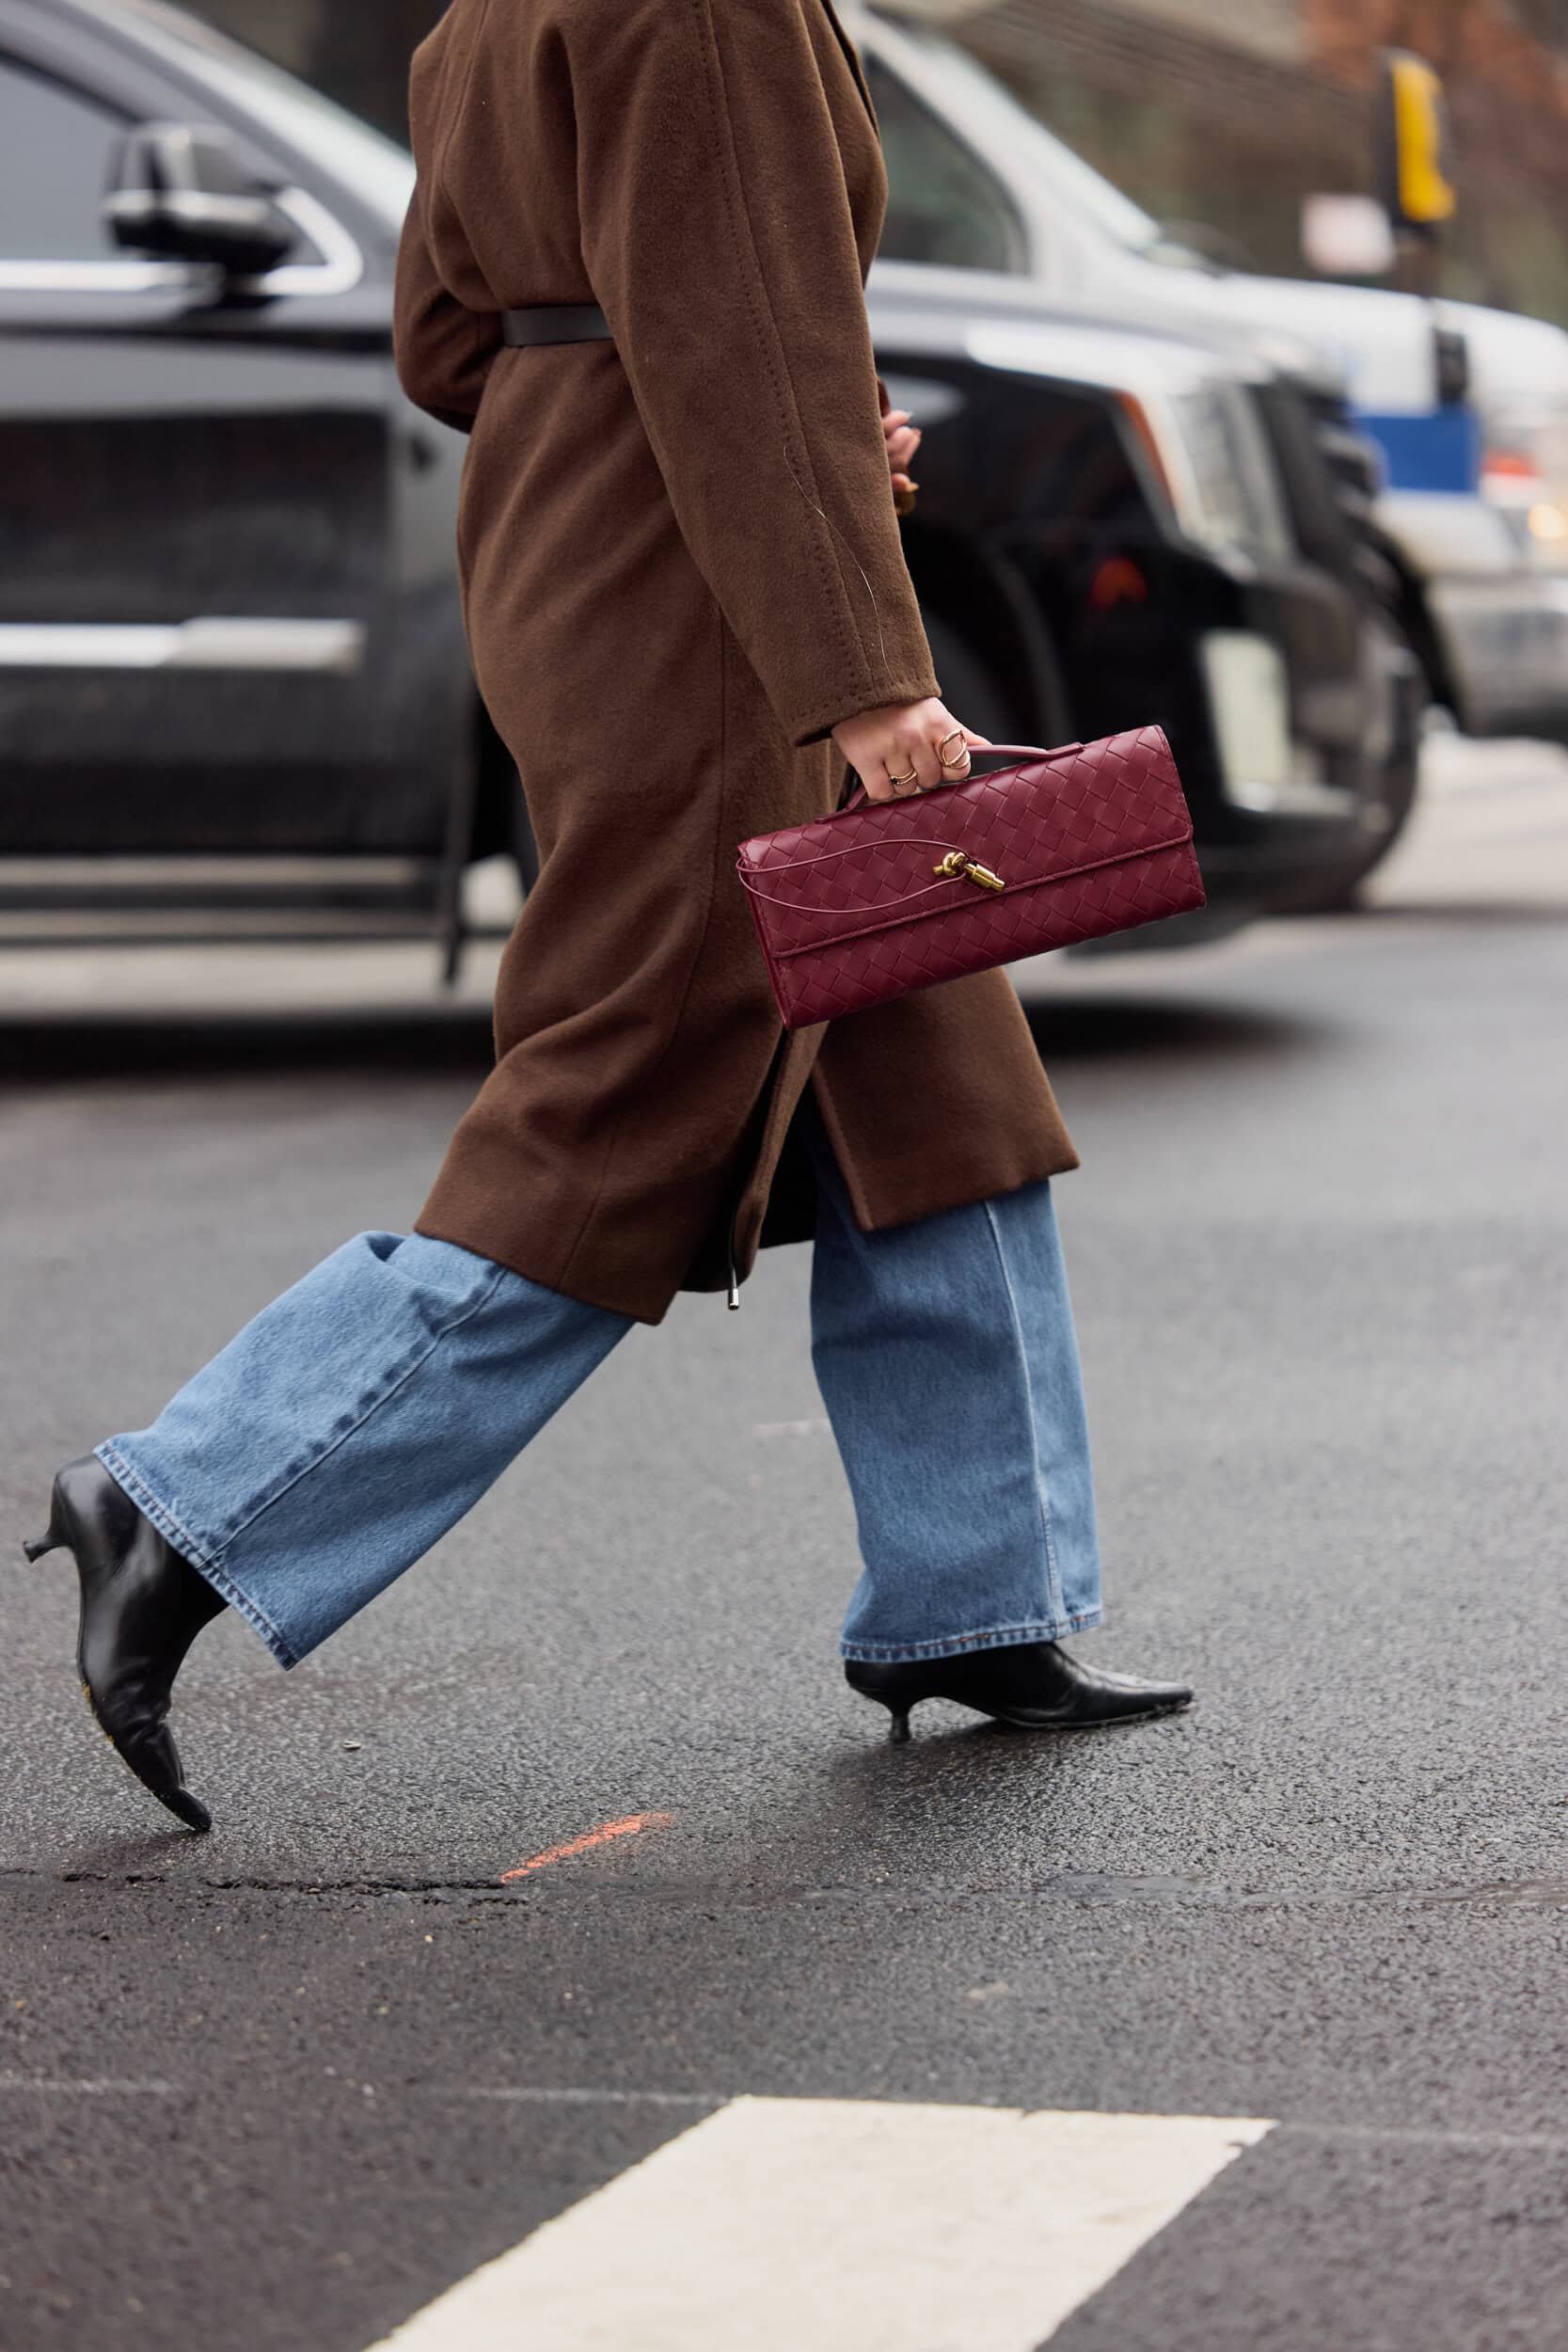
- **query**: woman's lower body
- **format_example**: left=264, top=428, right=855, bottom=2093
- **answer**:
left=30, top=1108, right=1189, bottom=1830
left=96, top=1106, right=1101, bottom=1669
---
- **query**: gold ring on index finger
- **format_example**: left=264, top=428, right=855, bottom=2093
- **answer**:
left=937, top=730, right=970, bottom=769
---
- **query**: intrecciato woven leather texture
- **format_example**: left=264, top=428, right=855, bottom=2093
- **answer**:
left=736, top=725, right=1206, bottom=1028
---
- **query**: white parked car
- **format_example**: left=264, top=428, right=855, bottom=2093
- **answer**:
left=855, top=3, right=1568, bottom=746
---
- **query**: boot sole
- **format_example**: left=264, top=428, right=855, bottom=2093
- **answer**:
left=979, top=1693, right=1195, bottom=1732
left=852, top=1684, right=1195, bottom=1741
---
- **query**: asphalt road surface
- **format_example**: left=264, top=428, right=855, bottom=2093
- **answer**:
left=4, top=738, right=1568, bottom=2350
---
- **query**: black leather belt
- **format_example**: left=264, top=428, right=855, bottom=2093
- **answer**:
left=500, top=302, right=613, bottom=346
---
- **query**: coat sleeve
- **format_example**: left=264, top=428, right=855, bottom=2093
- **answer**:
left=562, top=0, right=940, bottom=748
left=393, top=183, right=503, bottom=437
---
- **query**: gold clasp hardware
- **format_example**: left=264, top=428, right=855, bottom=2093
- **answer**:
left=934, top=849, right=1006, bottom=893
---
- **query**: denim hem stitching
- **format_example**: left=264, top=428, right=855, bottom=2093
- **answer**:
left=94, top=1442, right=299, bottom=1669
left=980, top=1195, right=1066, bottom=1626
left=193, top=1551, right=300, bottom=1671
left=840, top=1610, right=1103, bottom=1662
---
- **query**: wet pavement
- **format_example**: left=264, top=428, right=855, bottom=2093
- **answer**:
left=3, top=738, right=1568, bottom=2348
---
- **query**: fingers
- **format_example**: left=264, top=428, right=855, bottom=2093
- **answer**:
left=876, top=751, right=921, bottom=803
left=911, top=728, right=944, bottom=794
left=929, top=723, right=975, bottom=787
left=866, top=774, right=906, bottom=803
left=880, top=716, right=956, bottom=801
left=935, top=730, right=970, bottom=784
left=832, top=701, right=984, bottom=803
left=882, top=727, right=936, bottom=800
left=924, top=724, right=993, bottom=787
left=881, top=410, right=921, bottom=475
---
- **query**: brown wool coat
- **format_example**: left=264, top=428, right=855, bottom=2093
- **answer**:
left=393, top=0, right=1078, bottom=1324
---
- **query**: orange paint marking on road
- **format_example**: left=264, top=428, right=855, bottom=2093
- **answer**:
left=500, top=1810, right=673, bottom=1883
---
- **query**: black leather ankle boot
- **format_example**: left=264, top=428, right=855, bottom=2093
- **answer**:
left=847, top=1641, right=1193, bottom=1744
left=24, top=1455, right=226, bottom=1831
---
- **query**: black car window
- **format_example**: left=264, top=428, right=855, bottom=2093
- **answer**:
left=0, top=57, right=129, bottom=262
left=866, top=59, right=1028, bottom=275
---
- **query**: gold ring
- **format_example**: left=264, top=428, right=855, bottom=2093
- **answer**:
left=887, top=767, right=919, bottom=788
left=937, top=731, right=970, bottom=769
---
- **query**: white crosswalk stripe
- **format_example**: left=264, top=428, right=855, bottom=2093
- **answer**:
left=367, top=2097, right=1274, bottom=2351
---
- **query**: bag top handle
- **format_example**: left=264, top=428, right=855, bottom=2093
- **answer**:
left=839, top=740, right=1085, bottom=813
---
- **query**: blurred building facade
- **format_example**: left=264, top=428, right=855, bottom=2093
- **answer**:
left=186, top=0, right=1568, bottom=325
left=942, top=0, right=1568, bottom=321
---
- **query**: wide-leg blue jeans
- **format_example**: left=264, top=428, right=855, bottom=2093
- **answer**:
left=96, top=1114, right=1102, bottom=1670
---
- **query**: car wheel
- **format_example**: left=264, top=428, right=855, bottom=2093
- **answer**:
left=1298, top=761, right=1420, bottom=912
left=1293, top=619, right=1425, bottom=912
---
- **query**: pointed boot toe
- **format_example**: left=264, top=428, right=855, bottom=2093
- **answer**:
left=79, top=1680, right=213, bottom=1835
left=27, top=1455, right=226, bottom=1832
left=158, top=1779, right=213, bottom=1836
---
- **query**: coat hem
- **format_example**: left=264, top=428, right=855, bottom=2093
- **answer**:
left=412, top=1206, right=679, bottom=1326
left=812, top=1069, right=1080, bottom=1238
left=414, top=1145, right=1080, bottom=1320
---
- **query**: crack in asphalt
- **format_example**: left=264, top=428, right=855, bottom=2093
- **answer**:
left=8, top=1867, right=1568, bottom=1907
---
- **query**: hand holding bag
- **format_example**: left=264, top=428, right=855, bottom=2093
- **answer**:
left=735, top=723, right=1206, bottom=1029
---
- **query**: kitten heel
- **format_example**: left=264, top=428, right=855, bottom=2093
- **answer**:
left=845, top=1658, right=927, bottom=1746
left=23, top=1497, right=67, bottom=1564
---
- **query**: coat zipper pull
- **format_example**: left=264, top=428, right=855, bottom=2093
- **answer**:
left=726, top=1234, right=742, bottom=1311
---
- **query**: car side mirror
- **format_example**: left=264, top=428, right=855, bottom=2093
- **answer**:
left=104, top=123, right=297, bottom=277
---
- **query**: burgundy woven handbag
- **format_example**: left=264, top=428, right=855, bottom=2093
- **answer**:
left=736, top=723, right=1205, bottom=1030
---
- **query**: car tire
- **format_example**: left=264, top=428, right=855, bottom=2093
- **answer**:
left=1297, top=762, right=1420, bottom=912
left=1293, top=619, right=1425, bottom=912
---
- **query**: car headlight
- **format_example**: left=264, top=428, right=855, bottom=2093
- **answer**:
left=959, top=319, right=1295, bottom=567
left=1481, top=415, right=1568, bottom=572
left=1120, top=381, right=1294, bottom=569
